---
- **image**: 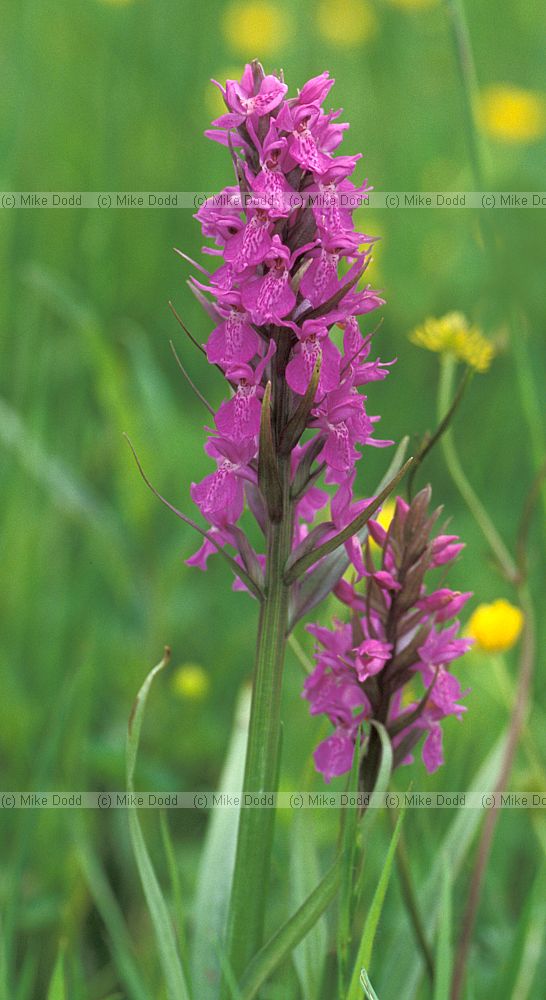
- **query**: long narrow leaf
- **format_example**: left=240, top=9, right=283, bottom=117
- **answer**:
left=347, top=808, right=406, bottom=1000
left=285, top=458, right=413, bottom=583
left=377, top=732, right=508, bottom=998
left=159, top=811, right=192, bottom=987
left=46, top=945, right=66, bottom=1000
left=239, top=724, right=393, bottom=1000
left=192, top=687, right=251, bottom=1000
left=239, top=860, right=341, bottom=1000
left=433, top=864, right=453, bottom=1000
left=338, top=738, right=365, bottom=995
left=126, top=649, right=191, bottom=1000
left=290, top=812, right=327, bottom=1000
left=288, top=438, right=410, bottom=628
left=491, top=859, right=546, bottom=1000
left=75, top=822, right=150, bottom=1000
left=369, top=722, right=393, bottom=797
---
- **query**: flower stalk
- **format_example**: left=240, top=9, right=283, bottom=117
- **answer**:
left=224, top=441, right=294, bottom=979
left=437, top=355, right=518, bottom=584
left=166, top=60, right=472, bottom=993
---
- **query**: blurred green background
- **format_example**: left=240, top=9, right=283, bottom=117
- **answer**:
left=1, top=0, right=545, bottom=997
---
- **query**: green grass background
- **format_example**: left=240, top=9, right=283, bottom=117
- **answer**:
left=1, top=0, right=545, bottom=996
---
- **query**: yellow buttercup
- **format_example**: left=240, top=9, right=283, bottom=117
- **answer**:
left=467, top=599, right=524, bottom=653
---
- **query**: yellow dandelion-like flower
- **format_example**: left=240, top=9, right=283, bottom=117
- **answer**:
left=467, top=599, right=524, bottom=653
left=222, top=2, right=290, bottom=57
left=317, top=0, right=377, bottom=47
left=172, top=663, right=210, bottom=702
left=99, top=0, right=134, bottom=6
left=479, top=85, right=546, bottom=144
left=409, top=312, right=495, bottom=373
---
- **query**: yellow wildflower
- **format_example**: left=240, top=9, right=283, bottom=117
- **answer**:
left=467, top=599, right=524, bottom=653
left=99, top=0, right=134, bottom=6
left=172, top=663, right=211, bottom=701
left=409, top=312, right=495, bottom=373
left=479, top=85, right=546, bottom=144
left=222, top=2, right=290, bottom=56
left=370, top=498, right=396, bottom=554
left=317, top=0, right=377, bottom=46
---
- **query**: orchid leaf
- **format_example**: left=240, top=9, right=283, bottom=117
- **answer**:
left=285, top=521, right=335, bottom=575
left=238, top=859, right=341, bottom=1000
left=288, top=438, right=410, bottom=628
left=238, top=724, right=393, bottom=1000
left=300, top=256, right=368, bottom=323
left=285, top=456, right=412, bottom=583
left=360, top=968, right=381, bottom=1000
left=290, top=435, right=326, bottom=501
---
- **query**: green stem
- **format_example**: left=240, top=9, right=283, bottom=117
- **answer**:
left=442, top=0, right=546, bottom=546
left=223, top=455, right=294, bottom=986
left=510, top=311, right=546, bottom=539
left=394, top=829, right=435, bottom=986
left=438, top=355, right=518, bottom=583
left=443, top=0, right=486, bottom=191
left=239, top=859, right=341, bottom=1000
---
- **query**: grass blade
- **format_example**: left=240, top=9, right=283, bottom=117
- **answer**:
left=159, top=811, right=192, bottom=986
left=288, top=438, right=409, bottom=628
left=0, top=915, right=8, bottom=1000
left=376, top=731, right=508, bottom=998
left=126, top=648, right=191, bottom=1000
left=75, top=823, right=150, bottom=1000
left=284, top=458, right=413, bottom=583
left=239, top=860, right=341, bottom=1000
left=46, top=944, right=66, bottom=1000
left=346, top=807, right=406, bottom=1000
left=337, top=738, right=364, bottom=996
left=433, top=863, right=453, bottom=1000
left=290, top=812, right=327, bottom=1000
left=359, top=968, right=380, bottom=1000
left=192, top=686, right=251, bottom=1000
left=239, top=725, right=394, bottom=1000
left=492, top=859, right=546, bottom=999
